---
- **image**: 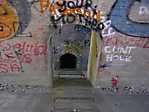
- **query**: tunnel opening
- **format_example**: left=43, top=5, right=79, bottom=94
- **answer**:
left=60, top=53, right=77, bottom=69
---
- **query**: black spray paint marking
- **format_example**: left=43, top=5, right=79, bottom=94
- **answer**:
left=51, top=0, right=103, bottom=31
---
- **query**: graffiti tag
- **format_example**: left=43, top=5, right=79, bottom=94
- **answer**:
left=0, top=0, right=19, bottom=40
left=39, top=0, right=104, bottom=31
left=104, top=46, right=136, bottom=62
left=110, top=0, right=149, bottom=37
left=0, top=42, right=47, bottom=73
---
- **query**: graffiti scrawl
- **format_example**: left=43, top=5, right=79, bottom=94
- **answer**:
left=0, top=0, right=31, bottom=40
left=109, top=0, right=149, bottom=38
left=39, top=0, right=105, bottom=31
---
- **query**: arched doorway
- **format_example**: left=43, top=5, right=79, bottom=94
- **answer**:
left=60, top=53, right=77, bottom=69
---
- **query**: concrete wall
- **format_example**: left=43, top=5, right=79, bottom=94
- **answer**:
left=0, top=0, right=50, bottom=86
left=0, top=0, right=149, bottom=88
left=52, top=24, right=90, bottom=71
left=95, top=0, right=149, bottom=88
left=0, top=0, right=91, bottom=86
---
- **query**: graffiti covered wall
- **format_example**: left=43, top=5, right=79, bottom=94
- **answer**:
left=0, top=0, right=149, bottom=87
left=96, top=0, right=149, bottom=88
left=0, top=0, right=51, bottom=86
left=52, top=24, right=90, bottom=71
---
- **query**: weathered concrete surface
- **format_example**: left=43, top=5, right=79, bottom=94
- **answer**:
left=0, top=85, right=149, bottom=112
left=0, top=93, right=50, bottom=112
left=96, top=48, right=149, bottom=89
left=0, top=89, right=50, bottom=112
left=95, top=88, right=149, bottom=112
left=0, top=0, right=148, bottom=90
left=52, top=78, right=100, bottom=112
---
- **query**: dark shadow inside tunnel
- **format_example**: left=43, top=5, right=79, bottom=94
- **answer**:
left=60, top=53, right=77, bottom=69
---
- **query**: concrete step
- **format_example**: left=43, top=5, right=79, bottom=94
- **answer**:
left=53, top=88, right=98, bottom=112
left=56, top=69, right=82, bottom=74
left=53, top=78, right=92, bottom=87
left=54, top=87, right=94, bottom=98
left=54, top=98, right=98, bottom=112
left=54, top=74, right=84, bottom=78
left=54, top=108, right=98, bottom=112
left=54, top=69, right=85, bottom=78
left=53, top=95, right=98, bottom=112
left=51, top=77, right=99, bottom=112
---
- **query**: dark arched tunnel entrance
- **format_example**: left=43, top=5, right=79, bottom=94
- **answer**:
left=60, top=53, right=77, bottom=69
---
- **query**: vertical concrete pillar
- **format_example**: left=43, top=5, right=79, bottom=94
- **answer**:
left=48, top=36, right=53, bottom=88
left=87, top=31, right=102, bottom=86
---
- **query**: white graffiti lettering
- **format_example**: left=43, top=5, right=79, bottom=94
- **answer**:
left=102, top=20, right=115, bottom=37
left=139, top=6, right=149, bottom=15
left=104, top=46, right=136, bottom=62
